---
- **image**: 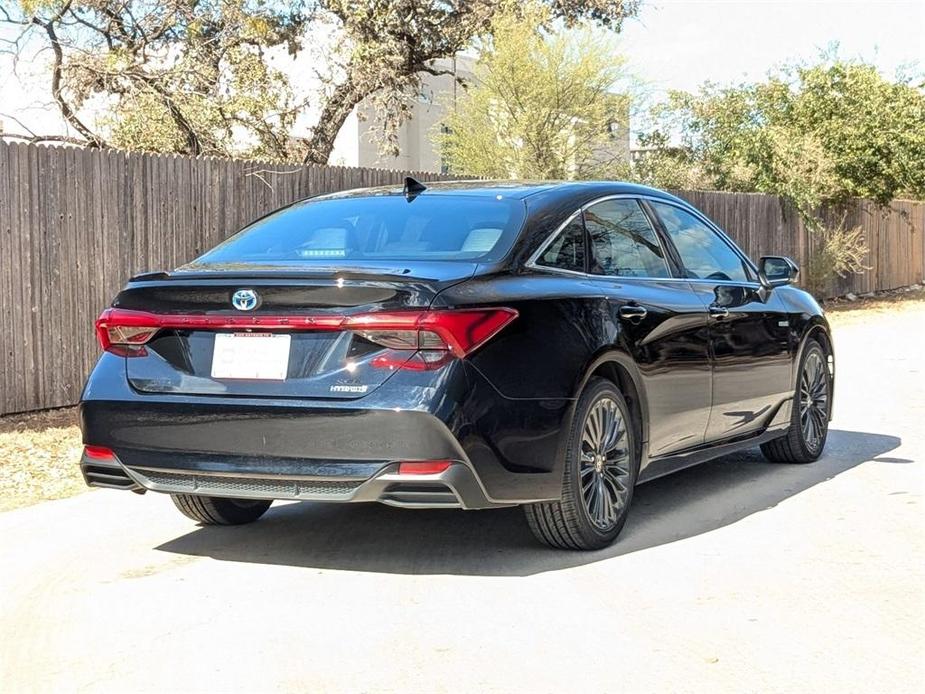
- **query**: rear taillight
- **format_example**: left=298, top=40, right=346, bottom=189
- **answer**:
left=95, top=309, right=159, bottom=353
left=350, top=309, right=518, bottom=357
left=94, top=307, right=518, bottom=358
left=371, top=351, right=453, bottom=372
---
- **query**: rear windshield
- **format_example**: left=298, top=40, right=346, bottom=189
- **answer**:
left=191, top=194, right=526, bottom=266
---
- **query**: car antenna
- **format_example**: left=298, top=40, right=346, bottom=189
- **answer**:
left=403, top=176, right=427, bottom=202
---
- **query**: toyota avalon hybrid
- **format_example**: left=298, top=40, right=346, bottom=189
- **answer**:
left=79, top=179, right=833, bottom=550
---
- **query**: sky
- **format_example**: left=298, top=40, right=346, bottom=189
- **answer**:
left=1, top=0, right=923, bottom=142
left=618, top=0, right=924, bottom=96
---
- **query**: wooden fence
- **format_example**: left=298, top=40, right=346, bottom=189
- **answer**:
left=0, top=141, right=923, bottom=415
left=676, top=190, right=925, bottom=298
left=0, top=142, right=462, bottom=415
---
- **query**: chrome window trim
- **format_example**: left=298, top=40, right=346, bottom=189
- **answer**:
left=530, top=265, right=590, bottom=278
left=525, top=193, right=760, bottom=283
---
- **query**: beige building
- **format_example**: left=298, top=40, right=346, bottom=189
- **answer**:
left=329, top=56, right=475, bottom=173
left=329, top=55, right=630, bottom=175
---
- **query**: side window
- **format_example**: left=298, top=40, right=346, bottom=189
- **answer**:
left=537, top=215, right=586, bottom=272
left=650, top=202, right=750, bottom=283
left=584, top=199, right=670, bottom=278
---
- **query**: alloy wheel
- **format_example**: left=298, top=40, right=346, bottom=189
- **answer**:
left=580, top=397, right=632, bottom=530
left=800, top=351, right=829, bottom=453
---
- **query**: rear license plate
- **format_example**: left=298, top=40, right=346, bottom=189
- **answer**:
left=211, top=333, right=291, bottom=380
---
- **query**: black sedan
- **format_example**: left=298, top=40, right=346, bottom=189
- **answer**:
left=79, top=180, right=834, bottom=550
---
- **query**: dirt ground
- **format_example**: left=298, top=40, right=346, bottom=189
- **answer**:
left=0, top=288, right=923, bottom=512
left=823, top=285, right=925, bottom=325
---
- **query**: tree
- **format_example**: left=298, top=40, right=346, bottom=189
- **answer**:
left=1, top=1, right=307, bottom=160
left=638, top=57, right=925, bottom=205
left=634, top=57, right=925, bottom=294
left=628, top=129, right=707, bottom=191
left=303, top=0, right=639, bottom=164
left=436, top=2, right=631, bottom=179
left=1, top=0, right=640, bottom=162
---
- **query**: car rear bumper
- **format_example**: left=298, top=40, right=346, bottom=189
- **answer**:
left=79, top=354, right=570, bottom=506
left=79, top=396, right=512, bottom=508
left=79, top=447, right=501, bottom=509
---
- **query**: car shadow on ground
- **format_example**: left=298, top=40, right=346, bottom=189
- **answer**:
left=157, top=429, right=905, bottom=577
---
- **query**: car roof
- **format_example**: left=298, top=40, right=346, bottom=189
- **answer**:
left=313, top=179, right=687, bottom=204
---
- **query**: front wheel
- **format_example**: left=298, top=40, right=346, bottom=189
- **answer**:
left=525, top=378, right=639, bottom=550
left=761, top=339, right=830, bottom=464
left=171, top=494, right=272, bottom=525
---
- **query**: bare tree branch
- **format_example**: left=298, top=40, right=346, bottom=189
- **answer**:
left=0, top=132, right=90, bottom=145
left=30, top=2, right=104, bottom=147
left=0, top=111, right=40, bottom=136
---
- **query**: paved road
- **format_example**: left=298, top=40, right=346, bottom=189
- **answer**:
left=2, top=308, right=923, bottom=693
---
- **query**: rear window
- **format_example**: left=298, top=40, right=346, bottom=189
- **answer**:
left=191, top=194, right=527, bottom=265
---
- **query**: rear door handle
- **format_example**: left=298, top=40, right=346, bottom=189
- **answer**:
left=709, top=304, right=730, bottom=319
left=618, top=304, right=648, bottom=323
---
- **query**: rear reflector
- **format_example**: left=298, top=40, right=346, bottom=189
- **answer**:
left=371, top=351, right=452, bottom=372
left=95, top=307, right=518, bottom=358
left=83, top=445, right=116, bottom=461
left=398, top=461, right=453, bottom=475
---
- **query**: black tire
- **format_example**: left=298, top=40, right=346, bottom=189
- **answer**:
left=171, top=494, right=272, bottom=525
left=760, top=339, right=830, bottom=464
left=525, top=377, right=639, bottom=550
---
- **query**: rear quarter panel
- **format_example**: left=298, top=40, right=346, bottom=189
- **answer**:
left=431, top=273, right=606, bottom=490
left=435, top=273, right=609, bottom=400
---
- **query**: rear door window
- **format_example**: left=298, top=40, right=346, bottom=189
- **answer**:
left=584, top=199, right=670, bottom=278
left=191, top=194, right=527, bottom=266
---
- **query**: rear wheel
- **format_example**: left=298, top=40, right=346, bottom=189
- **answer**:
left=171, top=494, right=272, bottom=525
left=760, top=340, right=830, bottom=464
left=525, top=378, right=639, bottom=550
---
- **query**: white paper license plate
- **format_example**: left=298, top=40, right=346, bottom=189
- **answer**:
left=211, top=333, right=291, bottom=380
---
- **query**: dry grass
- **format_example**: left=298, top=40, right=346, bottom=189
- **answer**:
left=0, top=407, right=86, bottom=512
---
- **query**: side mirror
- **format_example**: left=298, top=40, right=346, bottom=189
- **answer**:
left=758, top=256, right=799, bottom=290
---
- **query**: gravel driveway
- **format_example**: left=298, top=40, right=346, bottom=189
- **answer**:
left=1, top=305, right=922, bottom=693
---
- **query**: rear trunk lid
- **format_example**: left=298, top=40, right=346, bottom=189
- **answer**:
left=113, top=263, right=476, bottom=400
